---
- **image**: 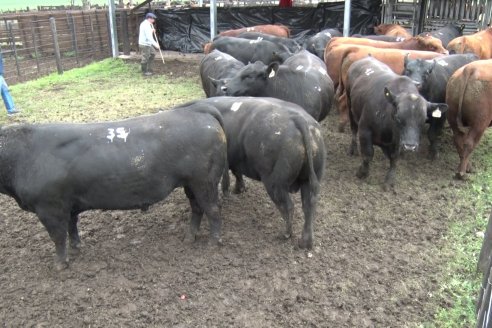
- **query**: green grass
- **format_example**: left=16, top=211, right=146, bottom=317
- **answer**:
left=431, top=133, right=492, bottom=327
left=0, top=1, right=109, bottom=11
left=4, top=58, right=203, bottom=124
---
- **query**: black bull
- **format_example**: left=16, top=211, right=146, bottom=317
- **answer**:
left=179, top=97, right=326, bottom=249
left=0, top=105, right=228, bottom=269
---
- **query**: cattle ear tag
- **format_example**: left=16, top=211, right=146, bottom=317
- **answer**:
left=432, top=109, right=442, bottom=118
left=268, top=70, right=276, bottom=78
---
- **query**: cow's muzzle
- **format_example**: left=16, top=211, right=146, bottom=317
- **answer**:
left=402, top=143, right=418, bottom=152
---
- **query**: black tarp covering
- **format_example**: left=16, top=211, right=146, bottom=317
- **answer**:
left=155, top=0, right=381, bottom=53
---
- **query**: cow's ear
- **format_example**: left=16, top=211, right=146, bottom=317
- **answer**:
left=384, top=87, right=396, bottom=106
left=266, top=62, right=280, bottom=79
left=209, top=76, right=220, bottom=87
left=427, top=102, right=448, bottom=118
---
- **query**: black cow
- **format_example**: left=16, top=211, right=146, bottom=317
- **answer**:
left=236, top=31, right=302, bottom=53
left=303, top=28, right=342, bottom=59
left=199, top=50, right=245, bottom=97
left=403, top=53, right=478, bottom=158
left=420, top=23, right=465, bottom=48
left=206, top=36, right=292, bottom=65
left=212, top=50, right=335, bottom=122
left=0, top=105, right=228, bottom=270
left=346, top=56, right=448, bottom=190
left=179, top=97, right=326, bottom=249
left=351, top=34, right=406, bottom=42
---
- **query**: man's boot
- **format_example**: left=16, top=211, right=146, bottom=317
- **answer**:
left=141, top=63, right=152, bottom=76
left=146, top=61, right=154, bottom=75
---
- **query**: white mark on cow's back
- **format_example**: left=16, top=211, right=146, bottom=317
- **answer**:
left=256, top=37, right=263, bottom=41
left=296, top=65, right=304, bottom=71
left=207, top=125, right=212, bottom=129
left=246, top=27, right=255, bottom=32
left=315, top=86, right=321, bottom=92
left=249, top=39, right=261, bottom=44
left=438, top=32, right=443, bottom=35
left=324, top=32, right=332, bottom=38
left=365, top=68, right=375, bottom=76
left=396, top=37, right=405, bottom=42
left=318, top=67, right=327, bottom=76
left=231, top=102, right=243, bottom=112
left=214, top=56, right=223, bottom=61
left=436, top=59, right=449, bottom=67
left=107, top=127, right=130, bottom=143
left=275, top=131, right=281, bottom=135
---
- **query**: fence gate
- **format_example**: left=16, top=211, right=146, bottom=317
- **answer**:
left=381, top=0, right=492, bottom=35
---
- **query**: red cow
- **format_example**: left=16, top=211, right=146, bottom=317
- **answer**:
left=446, top=59, right=492, bottom=178
left=374, top=23, right=413, bottom=38
left=447, top=28, right=492, bottom=59
left=218, top=24, right=290, bottom=38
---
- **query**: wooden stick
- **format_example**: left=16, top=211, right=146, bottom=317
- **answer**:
left=153, top=29, right=165, bottom=64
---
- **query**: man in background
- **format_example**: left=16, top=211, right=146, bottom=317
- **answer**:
left=138, top=12, right=160, bottom=76
left=0, top=51, right=19, bottom=116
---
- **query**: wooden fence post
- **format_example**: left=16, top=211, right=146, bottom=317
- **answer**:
left=30, top=23, right=41, bottom=74
left=120, top=11, right=130, bottom=55
left=88, top=12, right=96, bottom=56
left=67, top=13, right=80, bottom=65
left=7, top=22, right=21, bottom=77
left=49, top=17, right=64, bottom=75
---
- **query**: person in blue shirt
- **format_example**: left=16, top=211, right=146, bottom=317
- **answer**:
left=0, top=52, right=19, bottom=116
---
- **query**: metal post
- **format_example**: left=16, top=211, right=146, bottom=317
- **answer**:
left=121, top=11, right=131, bottom=55
left=108, top=0, right=119, bottom=57
left=7, top=22, right=21, bottom=77
left=210, top=0, right=217, bottom=40
left=30, top=24, right=41, bottom=73
left=49, top=17, right=63, bottom=75
left=343, top=0, right=351, bottom=37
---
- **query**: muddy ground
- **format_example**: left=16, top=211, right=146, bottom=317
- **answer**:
left=0, top=59, right=477, bottom=327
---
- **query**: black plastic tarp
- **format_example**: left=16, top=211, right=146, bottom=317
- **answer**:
left=155, top=0, right=381, bottom=53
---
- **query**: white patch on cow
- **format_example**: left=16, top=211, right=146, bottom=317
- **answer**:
left=365, top=68, right=375, bottom=76
left=116, top=127, right=130, bottom=142
left=315, top=86, right=321, bottom=92
left=214, top=56, right=223, bottom=61
left=246, top=27, right=255, bottom=32
left=89, top=133, right=92, bottom=136
left=231, top=102, right=243, bottom=112
left=207, top=125, right=212, bottom=129
left=107, top=128, right=116, bottom=142
left=132, top=154, right=145, bottom=168
left=318, top=67, right=328, bottom=76
left=296, top=65, right=304, bottom=71
left=256, top=37, right=264, bottom=42
left=396, top=37, right=405, bottom=42
left=438, top=32, right=443, bottom=35
left=432, top=109, right=442, bottom=118
left=410, top=93, right=419, bottom=101
left=268, top=70, right=276, bottom=78
left=324, top=32, right=332, bottom=38
left=159, top=125, right=162, bottom=129
left=249, top=38, right=261, bottom=44
left=275, top=131, right=281, bottom=135
left=436, top=59, right=449, bottom=67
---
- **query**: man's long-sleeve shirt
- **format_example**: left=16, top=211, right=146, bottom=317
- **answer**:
left=139, top=19, right=159, bottom=48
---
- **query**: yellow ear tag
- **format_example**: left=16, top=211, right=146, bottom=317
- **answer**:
left=432, top=109, right=442, bottom=118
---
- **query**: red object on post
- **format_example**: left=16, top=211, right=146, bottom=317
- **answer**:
left=279, top=0, right=292, bottom=8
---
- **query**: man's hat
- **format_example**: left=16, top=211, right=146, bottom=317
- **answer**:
left=146, top=12, right=157, bottom=19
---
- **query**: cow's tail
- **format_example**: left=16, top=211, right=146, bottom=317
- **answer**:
left=192, top=104, right=230, bottom=195
left=456, top=66, right=472, bottom=134
left=292, top=116, right=320, bottom=197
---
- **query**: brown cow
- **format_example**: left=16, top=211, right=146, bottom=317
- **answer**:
left=218, top=24, right=290, bottom=38
left=333, top=45, right=444, bottom=131
left=326, top=35, right=448, bottom=54
left=374, top=23, right=413, bottom=38
left=446, top=59, right=492, bottom=179
left=447, top=28, right=492, bottom=59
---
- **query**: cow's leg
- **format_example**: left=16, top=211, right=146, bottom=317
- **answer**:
left=456, top=127, right=485, bottom=179
left=232, top=169, right=246, bottom=194
left=338, top=92, right=350, bottom=133
left=348, top=109, right=359, bottom=156
left=36, top=208, right=69, bottom=270
left=264, top=181, right=294, bottom=240
left=298, top=182, right=318, bottom=249
left=383, top=149, right=399, bottom=191
left=428, top=117, right=446, bottom=160
left=187, top=183, right=223, bottom=245
left=184, top=186, right=204, bottom=243
left=68, top=213, right=81, bottom=255
left=356, top=130, right=374, bottom=179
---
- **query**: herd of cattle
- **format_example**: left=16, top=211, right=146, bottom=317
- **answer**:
left=1, top=22, right=492, bottom=271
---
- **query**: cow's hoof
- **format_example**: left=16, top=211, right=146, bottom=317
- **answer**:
left=454, top=172, right=467, bottom=180
left=382, top=183, right=394, bottom=192
left=298, top=238, right=313, bottom=250
left=233, top=185, right=246, bottom=194
left=54, top=260, right=69, bottom=271
left=283, top=232, right=292, bottom=240
left=210, top=237, right=223, bottom=246
left=69, top=245, right=81, bottom=256
left=356, top=169, right=368, bottom=179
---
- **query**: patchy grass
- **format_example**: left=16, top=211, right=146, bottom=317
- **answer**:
left=3, top=58, right=203, bottom=124
left=432, top=131, right=492, bottom=327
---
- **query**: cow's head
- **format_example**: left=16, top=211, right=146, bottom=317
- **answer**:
left=210, top=61, right=280, bottom=97
left=402, top=57, right=436, bottom=90
left=384, top=85, right=448, bottom=151
left=415, top=35, right=448, bottom=54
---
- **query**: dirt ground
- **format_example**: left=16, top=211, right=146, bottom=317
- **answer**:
left=0, top=59, right=474, bottom=327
